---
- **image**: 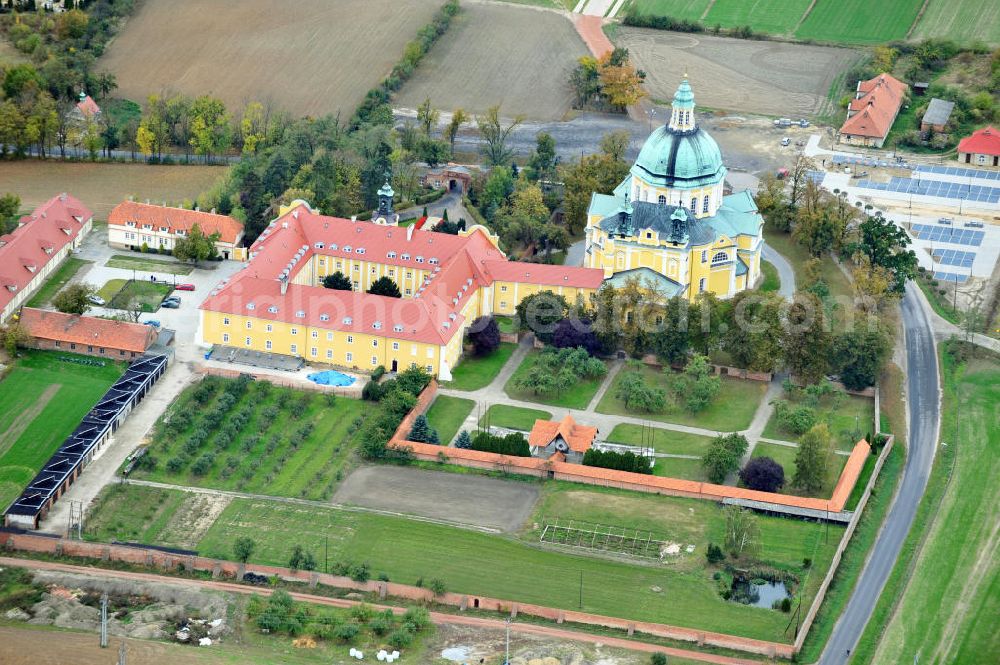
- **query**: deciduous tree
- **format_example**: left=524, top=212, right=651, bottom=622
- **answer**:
left=476, top=105, right=524, bottom=167
left=794, top=423, right=832, bottom=494
left=173, top=223, right=220, bottom=265
left=53, top=283, right=95, bottom=315
left=468, top=315, right=500, bottom=356
left=739, top=456, right=785, bottom=492
left=723, top=505, right=761, bottom=559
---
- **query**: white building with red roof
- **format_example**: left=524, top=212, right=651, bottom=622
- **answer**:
left=108, top=201, right=245, bottom=260
left=838, top=73, right=908, bottom=148
left=957, top=126, right=1000, bottom=168
left=0, top=194, right=93, bottom=322
left=198, top=201, right=604, bottom=379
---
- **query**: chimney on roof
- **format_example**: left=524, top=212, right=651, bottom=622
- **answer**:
left=195, top=206, right=200, bottom=212
left=60, top=193, right=67, bottom=201
left=351, top=215, right=357, bottom=222
left=145, top=199, right=150, bottom=205
left=407, top=224, right=415, bottom=242
left=292, top=210, right=299, bottom=220
left=279, top=274, right=289, bottom=295
left=211, top=208, right=216, bottom=214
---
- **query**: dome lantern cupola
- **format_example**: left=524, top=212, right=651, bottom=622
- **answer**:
left=668, top=76, right=696, bottom=133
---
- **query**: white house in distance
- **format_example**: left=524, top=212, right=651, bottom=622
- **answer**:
left=108, top=201, right=246, bottom=260
left=0, top=193, right=93, bottom=322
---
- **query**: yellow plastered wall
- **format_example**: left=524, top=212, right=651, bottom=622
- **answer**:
left=202, top=310, right=445, bottom=375
left=304, top=254, right=429, bottom=296
left=491, top=281, right=596, bottom=316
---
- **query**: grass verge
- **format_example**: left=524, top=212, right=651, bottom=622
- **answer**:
left=442, top=342, right=516, bottom=391
left=24, top=257, right=92, bottom=308
left=105, top=253, right=194, bottom=275
left=424, top=395, right=474, bottom=445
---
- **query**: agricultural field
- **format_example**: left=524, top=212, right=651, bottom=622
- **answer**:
left=0, top=351, right=124, bottom=511
left=100, top=0, right=441, bottom=118
left=394, top=1, right=588, bottom=121
left=703, top=0, right=812, bottom=36
left=912, top=0, right=1000, bottom=46
left=616, top=27, right=859, bottom=116
left=794, top=0, right=923, bottom=45
left=596, top=364, right=766, bottom=432
left=867, top=348, right=1000, bottom=663
left=131, top=376, right=366, bottom=501
left=0, top=162, right=226, bottom=219
left=442, top=342, right=516, bottom=391
left=190, top=487, right=841, bottom=642
left=630, top=0, right=711, bottom=21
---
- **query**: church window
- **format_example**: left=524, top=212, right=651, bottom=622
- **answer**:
left=701, top=250, right=707, bottom=262
left=699, top=278, right=706, bottom=292
left=657, top=194, right=666, bottom=205
left=703, top=196, right=710, bottom=213
left=634, top=184, right=640, bottom=200
left=711, top=252, right=729, bottom=265
left=690, top=198, right=697, bottom=214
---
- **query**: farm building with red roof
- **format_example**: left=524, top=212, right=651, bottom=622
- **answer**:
left=838, top=73, right=908, bottom=148
left=108, top=201, right=245, bottom=260
left=0, top=193, right=93, bottom=322
left=957, top=126, right=1000, bottom=168
left=19, top=308, right=157, bottom=359
left=198, top=200, right=604, bottom=379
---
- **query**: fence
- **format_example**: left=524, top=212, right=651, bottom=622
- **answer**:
left=0, top=531, right=794, bottom=659
left=639, top=355, right=773, bottom=382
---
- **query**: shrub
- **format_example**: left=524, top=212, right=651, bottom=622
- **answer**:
left=402, top=606, right=430, bottom=631
left=705, top=543, right=725, bottom=565
left=470, top=431, right=531, bottom=457
left=651, top=655, right=668, bottom=665
left=362, top=379, right=383, bottom=401
left=350, top=603, right=374, bottom=623
left=370, top=614, right=393, bottom=636
left=349, top=562, right=370, bottom=583
left=467, top=315, right=501, bottom=356
left=429, top=578, right=447, bottom=596
left=739, top=456, right=785, bottom=492
left=166, top=455, right=188, bottom=473
left=333, top=623, right=359, bottom=642
left=388, top=628, right=413, bottom=648
left=773, top=400, right=817, bottom=435
left=701, top=433, right=749, bottom=484
left=191, top=453, right=214, bottom=475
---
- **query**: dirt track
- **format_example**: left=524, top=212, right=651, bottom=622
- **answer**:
left=100, top=0, right=440, bottom=117
left=617, top=27, right=859, bottom=117
left=0, top=557, right=762, bottom=665
left=332, top=465, right=539, bottom=532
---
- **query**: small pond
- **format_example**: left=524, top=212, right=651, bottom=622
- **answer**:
left=730, top=579, right=791, bottom=609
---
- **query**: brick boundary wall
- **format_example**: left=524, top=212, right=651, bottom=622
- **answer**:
left=392, top=384, right=871, bottom=514
left=793, top=434, right=895, bottom=653
left=0, top=531, right=794, bottom=659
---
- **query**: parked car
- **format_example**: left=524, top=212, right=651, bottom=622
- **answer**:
left=86, top=294, right=106, bottom=306
left=143, top=320, right=161, bottom=328
left=175, top=283, right=196, bottom=291
left=798, top=119, right=810, bottom=127
left=160, top=299, right=180, bottom=309
left=780, top=137, right=791, bottom=146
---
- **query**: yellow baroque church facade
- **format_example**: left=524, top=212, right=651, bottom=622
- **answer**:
left=586, top=77, right=764, bottom=300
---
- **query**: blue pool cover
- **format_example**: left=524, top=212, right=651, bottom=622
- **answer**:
left=307, top=370, right=356, bottom=387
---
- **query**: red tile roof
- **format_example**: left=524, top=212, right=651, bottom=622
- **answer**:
left=207, top=205, right=605, bottom=346
left=528, top=414, right=598, bottom=453
left=75, top=95, right=101, bottom=118
left=19, top=308, right=156, bottom=353
left=0, top=194, right=92, bottom=316
left=109, top=201, right=244, bottom=245
left=840, top=73, right=908, bottom=139
left=957, top=126, right=1000, bottom=156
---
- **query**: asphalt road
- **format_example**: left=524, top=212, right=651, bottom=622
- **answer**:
left=762, top=241, right=796, bottom=300
left=819, top=283, right=941, bottom=663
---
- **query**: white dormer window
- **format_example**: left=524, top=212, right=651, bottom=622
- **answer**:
left=343, top=317, right=352, bottom=325
left=320, top=314, right=330, bottom=321
left=268, top=306, right=278, bottom=313
left=314, top=242, right=325, bottom=249
left=330, top=243, right=338, bottom=250
left=429, top=258, right=438, bottom=264
left=393, top=324, right=403, bottom=332
left=356, top=248, right=365, bottom=254
left=372, top=321, right=382, bottom=330
left=387, top=251, right=396, bottom=258
left=159, top=226, right=168, bottom=232
left=295, top=310, right=305, bottom=318
left=343, top=245, right=351, bottom=252
left=416, top=257, right=424, bottom=263
left=176, top=229, right=186, bottom=236
left=401, top=253, right=410, bottom=260
left=246, top=303, right=256, bottom=310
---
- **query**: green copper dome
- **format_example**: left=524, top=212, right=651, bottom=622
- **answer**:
left=631, top=124, right=725, bottom=190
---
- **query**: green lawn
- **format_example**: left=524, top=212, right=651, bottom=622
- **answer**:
left=24, top=257, right=92, bottom=308
left=795, top=0, right=923, bottom=44
left=187, top=484, right=842, bottom=643
left=606, top=423, right=714, bottom=456
left=504, top=351, right=608, bottom=410
left=424, top=395, right=474, bottom=445
left=0, top=351, right=124, bottom=510
left=763, top=232, right=853, bottom=324
left=750, top=442, right=849, bottom=498
left=703, top=0, right=811, bottom=35
left=97, top=279, right=174, bottom=313
left=761, top=389, right=873, bottom=450
left=105, top=253, right=193, bottom=275
left=912, top=0, right=1000, bottom=45
left=84, top=483, right=188, bottom=545
left=443, top=342, right=516, bottom=391
left=652, top=456, right=708, bottom=481
left=596, top=364, right=766, bottom=432
left=759, top=260, right=780, bottom=293
left=630, top=0, right=712, bottom=21
left=133, top=378, right=366, bottom=501
left=478, top=404, right=553, bottom=431
left=855, top=347, right=1000, bottom=663
left=494, top=315, right=517, bottom=334
left=916, top=273, right=961, bottom=326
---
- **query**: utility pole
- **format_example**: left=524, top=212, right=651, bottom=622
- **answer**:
left=504, top=617, right=511, bottom=665
left=100, top=592, right=109, bottom=648
left=578, top=570, right=583, bottom=609
left=117, top=641, right=127, bottom=665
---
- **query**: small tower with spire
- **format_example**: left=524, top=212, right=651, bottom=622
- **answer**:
left=667, top=76, right=696, bottom=133
left=372, top=174, right=399, bottom=226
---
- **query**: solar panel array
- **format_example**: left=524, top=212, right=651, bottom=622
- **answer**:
left=934, top=271, right=969, bottom=283
left=932, top=248, right=975, bottom=267
left=857, top=177, right=1000, bottom=203
left=911, top=224, right=985, bottom=246
left=914, top=165, right=1000, bottom=181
